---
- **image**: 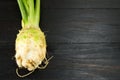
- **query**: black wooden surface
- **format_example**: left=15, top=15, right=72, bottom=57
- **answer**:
left=0, top=0, right=120, bottom=80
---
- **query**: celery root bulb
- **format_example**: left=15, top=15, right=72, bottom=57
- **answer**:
left=15, top=27, right=46, bottom=71
left=15, top=0, right=50, bottom=73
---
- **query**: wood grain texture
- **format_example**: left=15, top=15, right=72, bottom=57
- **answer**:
left=42, top=0, right=120, bottom=8
left=41, top=9, right=120, bottom=43
left=0, top=43, right=120, bottom=80
left=0, top=0, right=120, bottom=80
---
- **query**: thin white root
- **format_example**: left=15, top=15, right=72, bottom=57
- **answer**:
left=16, top=68, right=35, bottom=78
left=38, top=56, right=53, bottom=69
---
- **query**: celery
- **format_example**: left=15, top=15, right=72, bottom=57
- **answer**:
left=15, top=0, right=52, bottom=77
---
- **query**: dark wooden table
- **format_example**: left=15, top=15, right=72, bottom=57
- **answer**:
left=0, top=0, right=120, bottom=80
